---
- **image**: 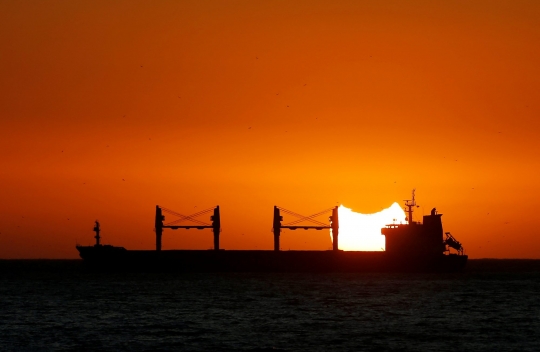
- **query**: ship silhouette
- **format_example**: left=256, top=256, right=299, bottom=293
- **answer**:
left=76, top=191, right=467, bottom=272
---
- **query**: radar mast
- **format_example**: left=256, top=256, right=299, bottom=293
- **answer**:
left=404, top=189, right=418, bottom=224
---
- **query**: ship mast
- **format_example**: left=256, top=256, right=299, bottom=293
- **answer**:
left=404, top=189, right=418, bottom=224
left=93, top=220, right=101, bottom=246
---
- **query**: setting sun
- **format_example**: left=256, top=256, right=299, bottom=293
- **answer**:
left=334, top=203, right=407, bottom=251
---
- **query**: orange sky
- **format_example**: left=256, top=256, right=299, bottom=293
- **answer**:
left=1, top=0, right=540, bottom=258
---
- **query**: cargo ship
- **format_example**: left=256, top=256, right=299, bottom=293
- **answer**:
left=76, top=192, right=467, bottom=272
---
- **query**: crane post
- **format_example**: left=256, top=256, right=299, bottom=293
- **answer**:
left=331, top=206, right=339, bottom=251
left=273, top=206, right=282, bottom=251
left=211, top=206, right=221, bottom=250
left=155, top=205, right=164, bottom=251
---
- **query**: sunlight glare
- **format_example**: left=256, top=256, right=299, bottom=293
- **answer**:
left=333, top=203, right=407, bottom=251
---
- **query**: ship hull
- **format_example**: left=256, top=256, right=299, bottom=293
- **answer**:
left=76, top=246, right=467, bottom=273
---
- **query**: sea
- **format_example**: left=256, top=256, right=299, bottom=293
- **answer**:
left=1, top=260, right=539, bottom=351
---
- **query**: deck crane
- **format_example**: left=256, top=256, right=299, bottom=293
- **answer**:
left=272, top=206, right=339, bottom=251
left=444, top=232, right=464, bottom=255
left=155, top=205, right=221, bottom=251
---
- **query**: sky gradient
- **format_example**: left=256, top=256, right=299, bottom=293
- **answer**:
left=1, top=0, right=540, bottom=258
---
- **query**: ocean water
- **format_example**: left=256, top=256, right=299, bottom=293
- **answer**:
left=1, top=260, right=539, bottom=351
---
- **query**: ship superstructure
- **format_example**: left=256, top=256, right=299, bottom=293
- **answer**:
left=382, top=189, right=465, bottom=258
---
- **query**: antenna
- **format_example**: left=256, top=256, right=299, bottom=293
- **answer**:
left=93, top=220, right=101, bottom=246
left=404, top=189, right=418, bottom=223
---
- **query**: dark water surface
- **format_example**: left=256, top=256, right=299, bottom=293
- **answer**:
left=1, top=260, right=539, bottom=351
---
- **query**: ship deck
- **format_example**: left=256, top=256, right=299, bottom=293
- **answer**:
left=77, top=247, right=468, bottom=273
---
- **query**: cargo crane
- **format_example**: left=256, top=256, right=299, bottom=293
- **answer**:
left=272, top=206, right=339, bottom=251
left=154, top=205, right=221, bottom=251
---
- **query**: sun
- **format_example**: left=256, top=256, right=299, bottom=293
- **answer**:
left=333, top=203, right=407, bottom=251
